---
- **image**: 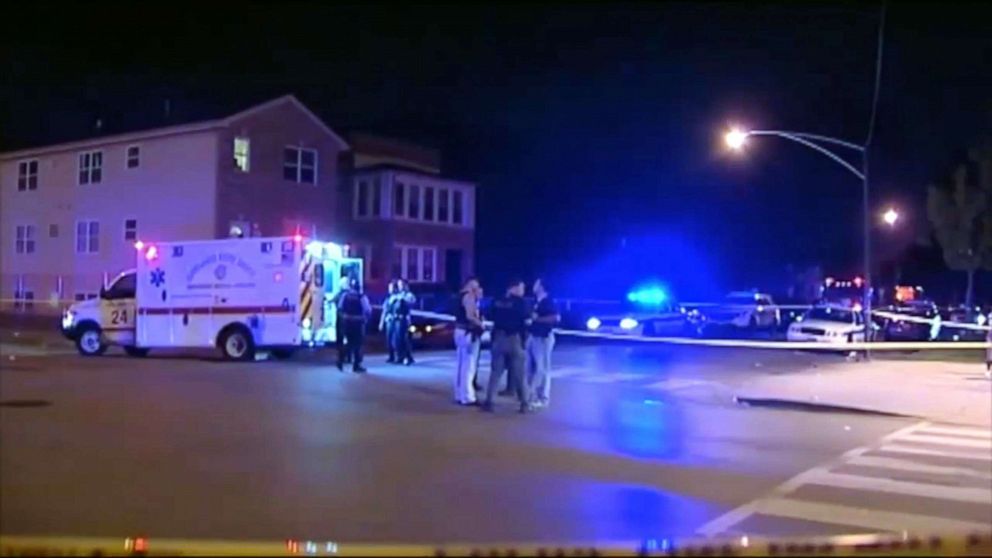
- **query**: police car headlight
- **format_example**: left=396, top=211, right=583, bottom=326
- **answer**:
left=302, top=318, right=312, bottom=329
left=409, top=325, right=417, bottom=333
left=620, top=318, right=639, bottom=330
left=586, top=317, right=601, bottom=330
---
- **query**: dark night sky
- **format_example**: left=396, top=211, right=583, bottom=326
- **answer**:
left=3, top=1, right=990, bottom=299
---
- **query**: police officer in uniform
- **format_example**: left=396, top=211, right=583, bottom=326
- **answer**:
left=393, top=279, right=417, bottom=365
left=337, top=277, right=371, bottom=373
left=379, top=280, right=399, bottom=363
left=482, top=278, right=532, bottom=413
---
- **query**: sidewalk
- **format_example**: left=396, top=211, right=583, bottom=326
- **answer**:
left=735, top=359, right=992, bottom=427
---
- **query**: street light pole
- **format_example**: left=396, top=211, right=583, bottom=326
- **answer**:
left=725, top=128, right=873, bottom=350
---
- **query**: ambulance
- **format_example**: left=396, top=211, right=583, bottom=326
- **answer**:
left=60, top=235, right=362, bottom=360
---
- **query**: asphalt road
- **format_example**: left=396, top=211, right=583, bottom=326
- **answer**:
left=1, top=341, right=989, bottom=544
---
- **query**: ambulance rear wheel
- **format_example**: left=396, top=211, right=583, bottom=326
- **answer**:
left=76, top=325, right=107, bottom=357
left=219, top=326, right=255, bottom=361
left=124, top=346, right=149, bottom=358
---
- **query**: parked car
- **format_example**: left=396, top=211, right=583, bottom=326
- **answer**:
left=878, top=300, right=939, bottom=341
left=703, top=291, right=781, bottom=330
left=787, top=304, right=868, bottom=345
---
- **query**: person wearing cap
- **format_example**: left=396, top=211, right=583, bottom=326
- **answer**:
left=379, top=280, right=399, bottom=363
left=453, top=277, right=485, bottom=406
left=392, top=279, right=417, bottom=365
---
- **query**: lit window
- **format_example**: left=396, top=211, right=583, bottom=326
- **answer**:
left=453, top=190, right=464, bottom=225
left=124, top=219, right=138, bottom=241
left=438, top=189, right=449, bottom=222
left=234, top=137, right=250, bottom=172
left=15, top=225, right=36, bottom=254
left=126, top=146, right=140, bottom=169
left=78, top=151, right=103, bottom=185
left=17, top=160, right=38, bottom=191
left=408, top=184, right=420, bottom=219
left=76, top=220, right=100, bottom=254
left=424, top=187, right=435, bottom=221
left=283, top=146, right=318, bottom=184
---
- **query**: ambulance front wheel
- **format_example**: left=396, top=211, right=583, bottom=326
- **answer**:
left=219, top=325, right=256, bottom=361
left=75, top=324, right=107, bottom=357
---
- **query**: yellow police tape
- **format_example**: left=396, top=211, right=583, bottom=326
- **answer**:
left=410, top=310, right=990, bottom=352
left=2, top=532, right=990, bottom=556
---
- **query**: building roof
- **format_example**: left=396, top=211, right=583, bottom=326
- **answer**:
left=0, top=94, right=348, bottom=160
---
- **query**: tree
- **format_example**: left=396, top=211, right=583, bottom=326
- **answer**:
left=926, top=144, right=992, bottom=308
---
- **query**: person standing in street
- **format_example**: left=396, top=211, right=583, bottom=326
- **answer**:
left=985, top=309, right=991, bottom=377
left=393, top=279, right=417, bottom=365
left=453, top=277, right=485, bottom=406
left=526, top=278, right=560, bottom=408
left=337, top=276, right=371, bottom=373
left=482, top=278, right=531, bottom=413
left=379, top=280, right=399, bottom=363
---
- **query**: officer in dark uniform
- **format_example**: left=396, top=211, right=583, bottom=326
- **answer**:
left=393, top=279, right=417, bottom=365
left=481, top=278, right=532, bottom=413
left=337, top=277, right=371, bottom=373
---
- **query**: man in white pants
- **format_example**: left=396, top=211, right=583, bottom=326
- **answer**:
left=526, top=278, right=560, bottom=408
left=453, top=277, right=485, bottom=406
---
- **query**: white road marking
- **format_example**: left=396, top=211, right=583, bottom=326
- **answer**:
left=878, top=443, right=992, bottom=461
left=749, top=498, right=992, bottom=534
left=914, top=425, right=992, bottom=440
left=696, top=421, right=931, bottom=537
left=797, top=469, right=992, bottom=503
left=845, top=455, right=992, bottom=480
left=898, top=433, right=992, bottom=450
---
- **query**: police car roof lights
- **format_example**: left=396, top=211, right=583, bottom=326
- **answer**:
left=626, top=286, right=668, bottom=306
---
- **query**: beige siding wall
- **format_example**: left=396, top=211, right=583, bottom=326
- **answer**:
left=0, top=131, right=219, bottom=302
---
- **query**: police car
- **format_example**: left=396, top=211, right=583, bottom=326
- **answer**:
left=786, top=304, right=868, bottom=344
left=585, top=287, right=703, bottom=337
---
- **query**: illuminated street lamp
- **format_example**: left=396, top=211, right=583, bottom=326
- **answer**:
left=724, top=125, right=873, bottom=343
left=882, top=207, right=899, bottom=226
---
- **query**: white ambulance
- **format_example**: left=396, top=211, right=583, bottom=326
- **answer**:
left=60, top=236, right=362, bottom=360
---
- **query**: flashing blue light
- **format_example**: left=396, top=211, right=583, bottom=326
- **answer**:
left=627, top=287, right=668, bottom=306
left=620, top=317, right=639, bottom=330
left=586, top=317, right=602, bottom=330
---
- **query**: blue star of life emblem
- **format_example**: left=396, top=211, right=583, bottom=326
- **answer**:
left=150, top=268, right=166, bottom=288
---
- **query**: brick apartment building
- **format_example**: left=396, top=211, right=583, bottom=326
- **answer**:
left=1, top=95, right=475, bottom=308
left=339, top=133, right=476, bottom=296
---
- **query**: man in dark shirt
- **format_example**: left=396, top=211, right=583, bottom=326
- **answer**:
left=526, top=278, right=560, bottom=408
left=481, top=278, right=531, bottom=413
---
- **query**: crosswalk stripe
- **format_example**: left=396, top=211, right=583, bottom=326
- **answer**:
left=845, top=455, right=992, bottom=480
left=899, top=433, right=992, bottom=450
left=876, top=443, right=992, bottom=461
left=799, top=469, right=992, bottom=503
left=751, top=497, right=992, bottom=534
left=914, top=425, right=992, bottom=440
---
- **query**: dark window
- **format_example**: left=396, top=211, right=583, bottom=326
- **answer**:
left=17, top=160, right=38, bottom=191
left=124, top=219, right=138, bottom=241
left=394, top=183, right=405, bottom=216
left=356, top=181, right=369, bottom=217
left=392, top=247, right=403, bottom=280
left=408, top=184, right=420, bottom=219
left=49, top=224, right=58, bottom=238
left=453, top=190, right=464, bottom=225
left=438, top=189, right=449, bottom=222
left=371, top=178, right=381, bottom=217
left=424, top=187, right=435, bottom=221
left=126, top=146, right=140, bottom=169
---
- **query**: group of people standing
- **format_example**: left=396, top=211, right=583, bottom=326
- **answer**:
left=454, top=276, right=560, bottom=413
left=379, top=279, right=417, bottom=365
